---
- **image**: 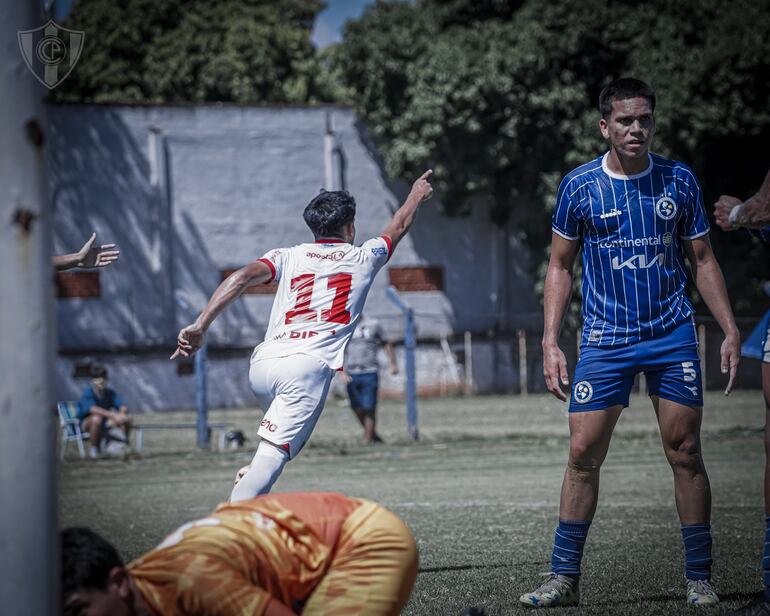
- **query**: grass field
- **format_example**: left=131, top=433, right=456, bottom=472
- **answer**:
left=60, top=390, right=768, bottom=615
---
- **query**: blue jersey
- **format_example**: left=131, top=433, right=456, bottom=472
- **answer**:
left=552, top=152, right=710, bottom=348
left=78, top=386, right=124, bottom=420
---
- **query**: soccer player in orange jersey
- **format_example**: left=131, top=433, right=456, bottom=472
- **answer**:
left=61, top=492, right=417, bottom=616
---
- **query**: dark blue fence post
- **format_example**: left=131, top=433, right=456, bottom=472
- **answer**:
left=386, top=286, right=419, bottom=440
left=195, top=340, right=209, bottom=449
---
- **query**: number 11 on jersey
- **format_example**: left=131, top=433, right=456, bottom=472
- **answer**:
left=284, top=273, right=352, bottom=325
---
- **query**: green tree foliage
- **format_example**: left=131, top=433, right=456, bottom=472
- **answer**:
left=55, top=0, right=338, bottom=104
left=334, top=0, right=770, bottom=315
left=53, top=0, right=769, bottom=315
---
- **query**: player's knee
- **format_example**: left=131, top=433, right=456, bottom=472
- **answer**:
left=567, top=445, right=602, bottom=474
left=665, top=437, right=701, bottom=469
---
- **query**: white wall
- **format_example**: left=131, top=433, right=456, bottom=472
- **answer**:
left=49, top=105, right=539, bottom=410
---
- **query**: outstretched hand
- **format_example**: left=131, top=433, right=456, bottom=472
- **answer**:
left=409, top=169, right=434, bottom=203
left=170, top=323, right=206, bottom=359
left=77, top=232, right=120, bottom=268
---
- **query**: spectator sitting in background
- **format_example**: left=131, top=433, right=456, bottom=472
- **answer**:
left=340, top=316, right=398, bottom=444
left=78, top=364, right=132, bottom=458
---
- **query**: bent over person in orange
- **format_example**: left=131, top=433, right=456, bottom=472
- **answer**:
left=61, top=492, right=417, bottom=616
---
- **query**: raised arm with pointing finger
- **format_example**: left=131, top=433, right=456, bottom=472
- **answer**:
left=381, top=169, right=433, bottom=249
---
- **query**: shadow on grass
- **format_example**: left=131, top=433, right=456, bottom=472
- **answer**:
left=420, top=562, right=538, bottom=574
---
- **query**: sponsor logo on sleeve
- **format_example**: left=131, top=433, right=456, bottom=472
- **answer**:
left=371, top=247, right=388, bottom=256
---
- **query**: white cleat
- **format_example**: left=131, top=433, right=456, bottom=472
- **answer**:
left=519, top=573, right=579, bottom=608
left=686, top=578, right=719, bottom=606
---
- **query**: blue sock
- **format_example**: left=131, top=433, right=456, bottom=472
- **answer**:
left=551, top=519, right=591, bottom=580
left=762, top=515, right=770, bottom=601
left=681, top=524, right=713, bottom=581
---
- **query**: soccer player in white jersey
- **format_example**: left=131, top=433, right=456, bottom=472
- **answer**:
left=714, top=170, right=770, bottom=616
left=171, top=171, right=433, bottom=501
left=519, top=78, right=741, bottom=608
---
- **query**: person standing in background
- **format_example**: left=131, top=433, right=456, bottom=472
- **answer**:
left=341, top=315, right=398, bottom=444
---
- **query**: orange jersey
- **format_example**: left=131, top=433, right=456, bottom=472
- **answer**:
left=128, top=492, right=363, bottom=615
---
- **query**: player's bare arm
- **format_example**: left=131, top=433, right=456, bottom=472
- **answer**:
left=542, top=233, right=581, bottom=402
left=385, top=342, right=399, bottom=374
left=682, top=236, right=741, bottom=394
left=381, top=169, right=433, bottom=250
left=53, top=232, right=120, bottom=271
left=714, top=168, right=770, bottom=230
left=171, top=260, right=273, bottom=359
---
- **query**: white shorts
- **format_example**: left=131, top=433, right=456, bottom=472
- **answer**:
left=249, top=353, right=334, bottom=459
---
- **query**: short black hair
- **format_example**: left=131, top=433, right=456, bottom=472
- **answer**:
left=89, top=364, right=107, bottom=379
left=303, top=190, right=356, bottom=239
left=61, top=528, right=123, bottom=604
left=599, top=78, right=656, bottom=119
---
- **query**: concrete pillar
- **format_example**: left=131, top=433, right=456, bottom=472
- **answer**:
left=0, top=1, right=57, bottom=614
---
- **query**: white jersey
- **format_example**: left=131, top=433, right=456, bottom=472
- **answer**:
left=252, top=237, right=392, bottom=370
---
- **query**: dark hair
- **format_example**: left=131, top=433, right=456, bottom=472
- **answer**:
left=89, top=364, right=107, bottom=379
left=599, top=78, right=656, bottom=119
left=302, top=190, right=356, bottom=239
left=61, top=527, right=123, bottom=603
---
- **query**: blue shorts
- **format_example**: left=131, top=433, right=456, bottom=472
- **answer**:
left=570, top=319, right=703, bottom=412
left=742, top=309, right=770, bottom=364
left=347, top=372, right=379, bottom=412
left=766, top=325, right=770, bottom=365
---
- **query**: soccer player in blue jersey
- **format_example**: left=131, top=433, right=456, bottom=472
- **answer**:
left=519, top=78, right=741, bottom=608
left=714, top=169, right=770, bottom=616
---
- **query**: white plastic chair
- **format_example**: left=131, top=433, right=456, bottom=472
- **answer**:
left=57, top=401, right=89, bottom=460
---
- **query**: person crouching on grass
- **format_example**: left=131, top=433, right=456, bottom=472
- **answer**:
left=61, top=492, right=417, bottom=616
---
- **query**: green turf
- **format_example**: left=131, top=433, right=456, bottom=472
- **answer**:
left=60, top=391, right=768, bottom=615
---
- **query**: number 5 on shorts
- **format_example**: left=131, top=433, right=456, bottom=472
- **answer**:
left=681, top=361, right=697, bottom=382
